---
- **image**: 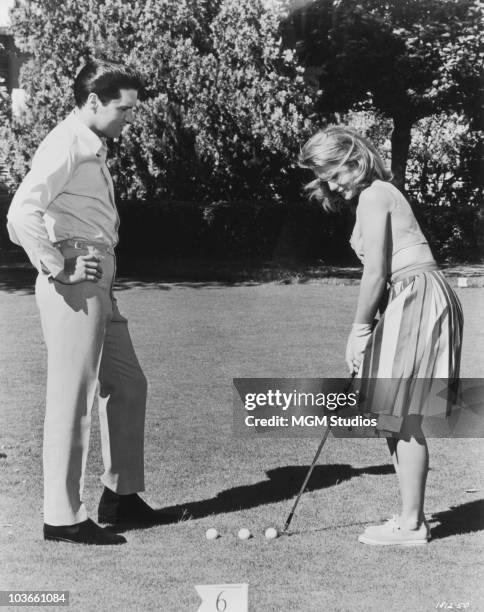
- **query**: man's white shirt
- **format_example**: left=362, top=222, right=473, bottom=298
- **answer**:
left=7, top=110, right=119, bottom=277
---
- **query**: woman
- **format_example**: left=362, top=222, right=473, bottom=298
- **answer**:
left=299, top=126, right=463, bottom=546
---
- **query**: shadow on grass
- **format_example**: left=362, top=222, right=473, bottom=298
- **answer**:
left=0, top=269, right=277, bottom=294
left=110, top=463, right=393, bottom=532
left=0, top=256, right=363, bottom=294
left=430, top=499, right=484, bottom=540
left=0, top=265, right=274, bottom=294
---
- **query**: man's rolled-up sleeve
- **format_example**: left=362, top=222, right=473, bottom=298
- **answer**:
left=7, top=139, right=76, bottom=277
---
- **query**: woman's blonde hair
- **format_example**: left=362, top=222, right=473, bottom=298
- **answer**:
left=299, top=125, right=392, bottom=211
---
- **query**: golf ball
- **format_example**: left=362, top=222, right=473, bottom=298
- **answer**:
left=265, top=527, right=279, bottom=540
left=237, top=528, right=252, bottom=540
left=205, top=528, right=219, bottom=540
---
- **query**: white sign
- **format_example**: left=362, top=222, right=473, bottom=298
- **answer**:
left=195, top=583, right=248, bottom=612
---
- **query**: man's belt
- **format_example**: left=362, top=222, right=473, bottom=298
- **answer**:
left=53, top=238, right=115, bottom=256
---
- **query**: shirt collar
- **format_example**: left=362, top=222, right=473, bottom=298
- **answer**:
left=67, top=109, right=107, bottom=158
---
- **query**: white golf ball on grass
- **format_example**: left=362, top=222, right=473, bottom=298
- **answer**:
left=237, top=528, right=252, bottom=540
left=264, top=527, right=279, bottom=540
left=205, top=528, right=219, bottom=540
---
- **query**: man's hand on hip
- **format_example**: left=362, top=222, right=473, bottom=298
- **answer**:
left=55, top=255, right=103, bottom=284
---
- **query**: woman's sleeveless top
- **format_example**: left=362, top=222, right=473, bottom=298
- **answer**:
left=349, top=180, right=428, bottom=263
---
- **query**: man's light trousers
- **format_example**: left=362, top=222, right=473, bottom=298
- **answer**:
left=35, top=249, right=147, bottom=526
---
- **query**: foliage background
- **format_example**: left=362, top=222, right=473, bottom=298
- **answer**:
left=0, top=0, right=482, bottom=263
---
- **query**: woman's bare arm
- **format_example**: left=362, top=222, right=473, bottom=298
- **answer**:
left=353, top=185, right=392, bottom=324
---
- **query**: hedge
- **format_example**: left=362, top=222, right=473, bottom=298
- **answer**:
left=1, top=197, right=481, bottom=265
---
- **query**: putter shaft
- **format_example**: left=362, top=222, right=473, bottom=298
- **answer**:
left=283, top=424, right=331, bottom=532
left=282, top=374, right=356, bottom=533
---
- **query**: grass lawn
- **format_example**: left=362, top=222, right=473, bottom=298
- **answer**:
left=1, top=280, right=483, bottom=612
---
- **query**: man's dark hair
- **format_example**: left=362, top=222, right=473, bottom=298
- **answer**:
left=74, top=59, right=144, bottom=107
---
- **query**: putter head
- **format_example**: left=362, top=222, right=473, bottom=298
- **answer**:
left=279, top=528, right=292, bottom=537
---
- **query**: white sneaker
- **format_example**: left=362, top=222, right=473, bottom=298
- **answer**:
left=359, top=515, right=430, bottom=546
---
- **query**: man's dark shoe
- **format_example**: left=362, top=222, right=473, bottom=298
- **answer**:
left=43, top=518, right=126, bottom=545
left=98, top=487, right=176, bottom=525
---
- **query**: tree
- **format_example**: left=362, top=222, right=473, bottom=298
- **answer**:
left=283, top=0, right=482, bottom=188
left=1, top=0, right=313, bottom=203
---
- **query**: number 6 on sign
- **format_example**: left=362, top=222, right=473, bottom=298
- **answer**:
left=195, top=583, right=248, bottom=612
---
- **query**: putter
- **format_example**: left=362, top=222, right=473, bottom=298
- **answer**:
left=282, top=373, right=356, bottom=534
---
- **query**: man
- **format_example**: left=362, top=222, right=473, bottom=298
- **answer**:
left=7, top=59, right=162, bottom=545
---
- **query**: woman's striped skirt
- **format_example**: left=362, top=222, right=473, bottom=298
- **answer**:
left=356, top=269, right=464, bottom=434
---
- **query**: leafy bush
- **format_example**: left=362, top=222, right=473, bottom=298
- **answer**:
left=1, top=0, right=313, bottom=203
left=1, top=0, right=481, bottom=263
left=407, top=112, right=481, bottom=208
left=405, top=112, right=482, bottom=262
